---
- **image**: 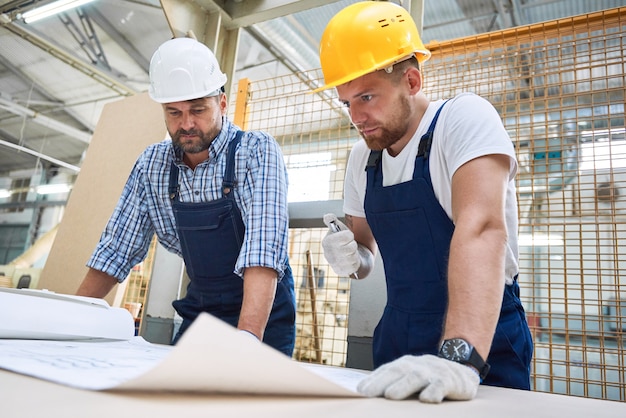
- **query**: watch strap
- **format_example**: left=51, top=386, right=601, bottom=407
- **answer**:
left=466, top=348, right=491, bottom=381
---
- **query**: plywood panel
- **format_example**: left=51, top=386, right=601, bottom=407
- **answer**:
left=38, top=93, right=166, bottom=305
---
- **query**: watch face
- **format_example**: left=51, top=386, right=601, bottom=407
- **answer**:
left=441, top=339, right=471, bottom=362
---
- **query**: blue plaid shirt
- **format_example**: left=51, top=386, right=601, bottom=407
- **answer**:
left=87, top=117, right=290, bottom=281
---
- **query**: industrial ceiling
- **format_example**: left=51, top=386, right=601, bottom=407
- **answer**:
left=0, top=0, right=624, bottom=178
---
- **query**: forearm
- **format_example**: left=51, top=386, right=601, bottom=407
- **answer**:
left=443, top=227, right=507, bottom=359
left=76, top=268, right=119, bottom=298
left=238, top=266, right=278, bottom=340
left=445, top=152, right=512, bottom=359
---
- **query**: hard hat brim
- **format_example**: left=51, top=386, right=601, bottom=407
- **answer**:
left=311, top=50, right=431, bottom=94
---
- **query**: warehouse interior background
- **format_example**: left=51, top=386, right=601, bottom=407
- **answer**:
left=1, top=0, right=626, bottom=403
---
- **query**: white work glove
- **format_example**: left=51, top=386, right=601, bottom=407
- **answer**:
left=322, top=213, right=360, bottom=277
left=357, top=355, right=480, bottom=403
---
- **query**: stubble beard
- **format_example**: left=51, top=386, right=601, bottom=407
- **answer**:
left=171, top=129, right=215, bottom=154
left=358, top=95, right=412, bottom=151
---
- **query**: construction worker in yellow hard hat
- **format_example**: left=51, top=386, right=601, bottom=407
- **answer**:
left=77, top=37, right=296, bottom=355
left=317, top=1, right=533, bottom=403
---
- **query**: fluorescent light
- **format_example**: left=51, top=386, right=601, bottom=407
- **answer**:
left=22, top=0, right=96, bottom=24
left=0, top=189, right=11, bottom=198
left=35, top=183, right=72, bottom=195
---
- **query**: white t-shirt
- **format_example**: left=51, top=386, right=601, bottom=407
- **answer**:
left=343, top=92, right=520, bottom=284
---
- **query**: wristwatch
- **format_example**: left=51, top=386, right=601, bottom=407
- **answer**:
left=438, top=338, right=491, bottom=381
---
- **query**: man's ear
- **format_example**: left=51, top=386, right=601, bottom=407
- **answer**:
left=219, top=93, right=228, bottom=115
left=406, top=67, right=422, bottom=93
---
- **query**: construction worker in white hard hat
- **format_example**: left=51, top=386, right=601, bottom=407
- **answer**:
left=317, top=1, right=533, bottom=402
left=76, top=37, right=296, bottom=355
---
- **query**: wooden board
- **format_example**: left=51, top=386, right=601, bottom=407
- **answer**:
left=38, top=93, right=166, bottom=305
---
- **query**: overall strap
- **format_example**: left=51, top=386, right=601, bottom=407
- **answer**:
left=417, top=100, right=449, bottom=159
left=168, top=161, right=180, bottom=201
left=222, top=130, right=244, bottom=196
left=366, top=149, right=382, bottom=170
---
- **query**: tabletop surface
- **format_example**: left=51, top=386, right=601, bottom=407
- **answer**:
left=2, top=369, right=624, bottom=418
left=1, top=307, right=624, bottom=417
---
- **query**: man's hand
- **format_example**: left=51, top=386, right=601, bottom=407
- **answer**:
left=322, top=213, right=361, bottom=277
left=357, top=354, right=480, bottom=403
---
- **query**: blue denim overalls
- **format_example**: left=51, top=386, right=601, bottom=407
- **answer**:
left=364, top=103, right=533, bottom=389
left=168, top=131, right=296, bottom=356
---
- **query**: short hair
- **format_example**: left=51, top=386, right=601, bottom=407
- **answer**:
left=387, top=55, right=420, bottom=83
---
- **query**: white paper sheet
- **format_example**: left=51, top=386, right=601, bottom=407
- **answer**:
left=0, top=337, right=172, bottom=389
left=0, top=288, right=135, bottom=340
left=0, top=312, right=367, bottom=397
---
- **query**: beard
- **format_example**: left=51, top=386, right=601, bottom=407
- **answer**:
left=356, top=95, right=413, bottom=151
left=171, top=128, right=215, bottom=154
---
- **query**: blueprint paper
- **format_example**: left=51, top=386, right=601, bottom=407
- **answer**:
left=0, top=337, right=172, bottom=390
left=0, top=312, right=366, bottom=397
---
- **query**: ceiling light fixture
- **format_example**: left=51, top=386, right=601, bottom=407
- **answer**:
left=22, top=0, right=97, bottom=24
left=35, top=183, right=72, bottom=195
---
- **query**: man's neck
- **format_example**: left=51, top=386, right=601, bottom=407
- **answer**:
left=183, top=150, right=209, bottom=170
left=387, top=98, right=431, bottom=157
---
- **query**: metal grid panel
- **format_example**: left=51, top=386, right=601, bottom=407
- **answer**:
left=121, top=237, right=157, bottom=333
left=229, top=72, right=356, bottom=367
left=425, top=8, right=626, bottom=401
left=230, top=7, right=626, bottom=399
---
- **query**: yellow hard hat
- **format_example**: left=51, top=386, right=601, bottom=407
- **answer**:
left=314, top=1, right=431, bottom=92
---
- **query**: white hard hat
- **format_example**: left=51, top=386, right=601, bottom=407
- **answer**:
left=148, top=37, right=228, bottom=103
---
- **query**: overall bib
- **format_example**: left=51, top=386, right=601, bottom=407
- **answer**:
left=364, top=104, right=533, bottom=389
left=169, top=131, right=296, bottom=356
